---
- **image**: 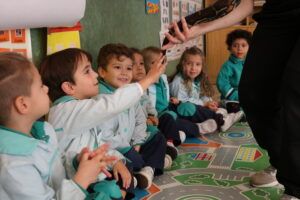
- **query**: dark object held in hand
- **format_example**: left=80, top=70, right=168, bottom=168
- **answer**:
left=162, top=0, right=241, bottom=54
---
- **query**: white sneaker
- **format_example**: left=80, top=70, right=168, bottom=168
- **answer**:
left=216, top=108, right=228, bottom=116
left=164, top=154, right=173, bottom=169
left=133, top=176, right=138, bottom=189
left=197, top=119, right=218, bottom=135
left=179, top=131, right=186, bottom=143
left=281, top=194, right=300, bottom=200
left=221, top=111, right=244, bottom=132
left=134, top=166, right=154, bottom=189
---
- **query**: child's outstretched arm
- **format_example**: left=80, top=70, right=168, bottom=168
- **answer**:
left=138, top=55, right=167, bottom=90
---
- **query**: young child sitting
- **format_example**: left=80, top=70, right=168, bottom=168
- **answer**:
left=169, top=46, right=244, bottom=132
left=0, top=52, right=115, bottom=199
left=131, top=47, right=187, bottom=158
left=217, top=29, right=252, bottom=113
left=40, top=48, right=166, bottom=199
left=96, top=43, right=169, bottom=189
left=142, top=46, right=220, bottom=136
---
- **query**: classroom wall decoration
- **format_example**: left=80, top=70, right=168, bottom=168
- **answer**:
left=0, top=29, right=32, bottom=58
left=47, top=23, right=82, bottom=55
left=160, top=0, right=204, bottom=61
left=146, top=0, right=160, bottom=14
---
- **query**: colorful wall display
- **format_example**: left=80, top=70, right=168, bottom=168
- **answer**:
left=146, top=0, right=160, bottom=14
left=0, top=29, right=32, bottom=58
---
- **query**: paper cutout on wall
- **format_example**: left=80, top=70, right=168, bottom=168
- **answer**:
left=0, top=0, right=86, bottom=30
left=146, top=0, right=160, bottom=14
left=0, top=29, right=32, bottom=58
left=47, top=23, right=82, bottom=55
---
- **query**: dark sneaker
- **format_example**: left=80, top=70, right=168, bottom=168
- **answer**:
left=134, top=166, right=154, bottom=189
left=166, top=142, right=178, bottom=160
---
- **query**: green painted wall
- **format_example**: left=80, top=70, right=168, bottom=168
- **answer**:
left=30, top=0, right=177, bottom=75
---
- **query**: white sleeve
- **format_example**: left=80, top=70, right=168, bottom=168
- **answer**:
left=170, top=79, right=205, bottom=106
left=131, top=103, right=148, bottom=146
left=50, top=83, right=143, bottom=137
left=0, top=161, right=85, bottom=200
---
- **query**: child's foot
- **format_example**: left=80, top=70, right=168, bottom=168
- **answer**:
left=216, top=107, right=228, bottom=116
left=179, top=130, right=186, bottom=143
left=281, top=194, right=300, bottom=200
left=133, top=177, right=138, bottom=189
left=135, top=166, right=154, bottom=189
left=166, top=141, right=178, bottom=160
left=197, top=119, right=218, bottom=134
left=164, top=154, right=173, bottom=169
left=221, top=111, right=244, bottom=132
left=250, top=165, right=278, bottom=187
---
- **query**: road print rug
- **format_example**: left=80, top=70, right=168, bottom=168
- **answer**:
left=133, top=123, right=283, bottom=200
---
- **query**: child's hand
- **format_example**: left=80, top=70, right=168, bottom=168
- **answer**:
left=140, top=55, right=167, bottom=89
left=170, top=97, right=180, bottom=105
left=205, top=101, right=218, bottom=111
left=134, top=145, right=141, bottom=152
left=113, top=161, right=132, bottom=189
left=148, top=116, right=159, bottom=126
left=146, top=118, right=154, bottom=125
left=73, top=144, right=116, bottom=189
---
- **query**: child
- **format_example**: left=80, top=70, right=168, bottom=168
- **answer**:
left=40, top=48, right=166, bottom=199
left=216, top=29, right=252, bottom=113
left=97, top=43, right=169, bottom=189
left=131, top=47, right=186, bottom=157
left=142, top=46, right=219, bottom=140
left=0, top=52, right=116, bottom=199
left=162, top=46, right=243, bottom=132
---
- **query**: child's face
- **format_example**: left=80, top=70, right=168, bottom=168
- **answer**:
left=132, top=53, right=146, bottom=82
left=29, top=66, right=50, bottom=118
left=183, top=54, right=203, bottom=80
left=99, top=55, right=133, bottom=88
left=72, top=54, right=99, bottom=99
left=230, top=38, right=249, bottom=59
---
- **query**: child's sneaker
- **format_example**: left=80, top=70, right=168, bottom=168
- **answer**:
left=197, top=119, right=218, bottom=134
left=134, top=166, right=154, bottom=189
left=179, top=131, right=186, bottom=143
left=250, top=165, right=278, bottom=187
left=164, top=154, right=173, bottom=169
left=133, top=176, right=138, bottom=189
left=221, top=111, right=244, bottom=132
left=216, top=108, right=228, bottom=116
left=281, top=194, right=300, bottom=200
left=166, top=141, right=178, bottom=160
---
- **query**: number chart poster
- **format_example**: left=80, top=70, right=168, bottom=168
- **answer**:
left=160, top=0, right=203, bottom=61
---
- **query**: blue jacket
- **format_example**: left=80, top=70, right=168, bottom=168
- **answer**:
left=216, top=54, right=244, bottom=101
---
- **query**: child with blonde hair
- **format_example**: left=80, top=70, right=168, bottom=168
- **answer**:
left=169, top=46, right=243, bottom=132
left=142, top=46, right=219, bottom=140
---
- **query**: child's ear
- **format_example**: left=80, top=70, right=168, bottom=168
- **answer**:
left=98, top=67, right=106, bottom=79
left=14, top=96, right=30, bottom=114
left=61, top=81, right=75, bottom=95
